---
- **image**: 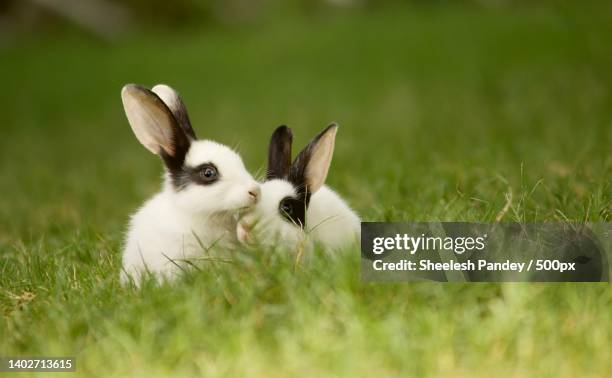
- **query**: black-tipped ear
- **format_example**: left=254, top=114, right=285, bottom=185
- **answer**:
left=121, top=84, right=191, bottom=171
left=152, top=84, right=197, bottom=140
left=267, top=125, right=293, bottom=180
left=290, top=123, right=338, bottom=195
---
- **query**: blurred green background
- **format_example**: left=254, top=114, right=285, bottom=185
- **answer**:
left=0, top=0, right=610, bottom=376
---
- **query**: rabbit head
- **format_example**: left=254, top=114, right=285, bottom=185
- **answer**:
left=121, top=84, right=260, bottom=215
left=237, top=124, right=337, bottom=249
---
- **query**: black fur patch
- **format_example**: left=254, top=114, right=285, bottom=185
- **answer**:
left=166, top=161, right=221, bottom=191
left=279, top=196, right=306, bottom=228
left=267, top=125, right=293, bottom=180
left=167, top=93, right=197, bottom=140
left=152, top=88, right=204, bottom=191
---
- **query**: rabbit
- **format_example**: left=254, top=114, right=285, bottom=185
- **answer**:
left=236, top=124, right=360, bottom=254
left=120, top=83, right=260, bottom=282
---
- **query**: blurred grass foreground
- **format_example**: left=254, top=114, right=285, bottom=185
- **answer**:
left=0, top=0, right=611, bottom=377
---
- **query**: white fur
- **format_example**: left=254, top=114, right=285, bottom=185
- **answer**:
left=152, top=84, right=181, bottom=114
left=308, top=185, right=361, bottom=250
left=237, top=179, right=360, bottom=253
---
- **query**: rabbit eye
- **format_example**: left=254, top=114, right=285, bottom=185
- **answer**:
left=280, top=200, right=293, bottom=215
left=187, top=162, right=220, bottom=186
left=198, top=164, right=218, bottom=183
left=203, top=167, right=216, bottom=178
left=278, top=197, right=305, bottom=228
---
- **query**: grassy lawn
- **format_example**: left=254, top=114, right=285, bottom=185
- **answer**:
left=1, top=3, right=610, bottom=376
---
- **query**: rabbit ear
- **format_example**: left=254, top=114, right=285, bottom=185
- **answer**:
left=267, top=125, right=293, bottom=180
left=152, top=84, right=197, bottom=140
left=121, top=84, right=191, bottom=166
left=290, top=123, right=338, bottom=195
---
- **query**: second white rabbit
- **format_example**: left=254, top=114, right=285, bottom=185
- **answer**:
left=237, top=124, right=360, bottom=254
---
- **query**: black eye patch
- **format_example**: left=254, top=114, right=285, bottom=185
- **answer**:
left=168, top=162, right=220, bottom=190
left=279, top=196, right=306, bottom=228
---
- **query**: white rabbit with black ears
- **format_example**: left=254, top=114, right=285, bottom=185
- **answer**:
left=120, top=84, right=260, bottom=282
left=237, top=124, right=360, bottom=254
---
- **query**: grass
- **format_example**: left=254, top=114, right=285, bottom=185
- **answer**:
left=0, top=2, right=611, bottom=376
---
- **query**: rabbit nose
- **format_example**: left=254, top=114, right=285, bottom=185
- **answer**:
left=248, top=186, right=261, bottom=203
